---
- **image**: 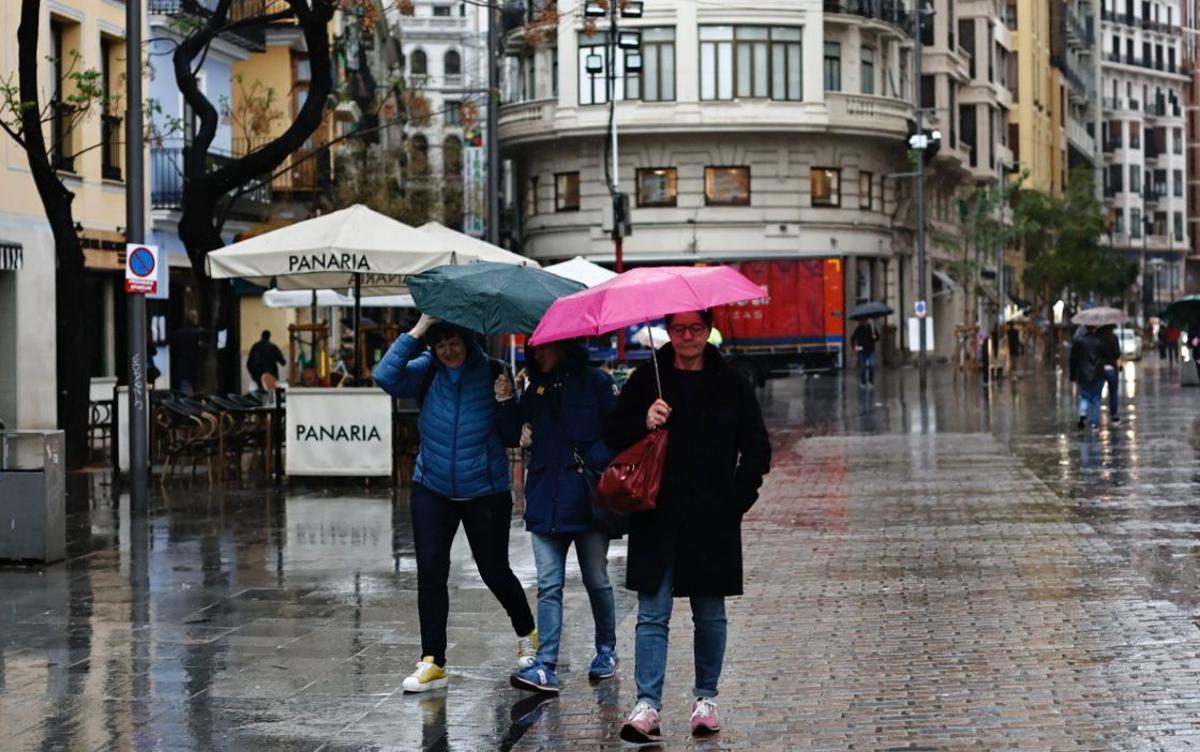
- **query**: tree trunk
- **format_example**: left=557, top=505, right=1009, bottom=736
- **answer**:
left=18, top=0, right=90, bottom=469
left=172, top=0, right=336, bottom=391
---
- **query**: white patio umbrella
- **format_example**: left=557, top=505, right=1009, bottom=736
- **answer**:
left=632, top=325, right=670, bottom=350
left=418, top=222, right=538, bottom=267
left=206, top=205, right=456, bottom=294
left=544, top=257, right=617, bottom=288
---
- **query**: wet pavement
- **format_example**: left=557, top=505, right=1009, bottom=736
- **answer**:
left=7, top=356, right=1200, bottom=749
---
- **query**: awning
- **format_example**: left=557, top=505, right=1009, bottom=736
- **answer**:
left=0, top=240, right=22, bottom=271
left=931, top=269, right=960, bottom=298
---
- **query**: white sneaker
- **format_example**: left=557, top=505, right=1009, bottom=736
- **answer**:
left=516, top=629, right=538, bottom=669
left=620, top=700, right=663, bottom=744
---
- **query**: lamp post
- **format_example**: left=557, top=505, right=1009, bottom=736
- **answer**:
left=587, top=0, right=642, bottom=364
left=911, top=0, right=936, bottom=394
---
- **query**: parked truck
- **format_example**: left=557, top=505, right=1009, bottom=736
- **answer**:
left=711, top=258, right=846, bottom=385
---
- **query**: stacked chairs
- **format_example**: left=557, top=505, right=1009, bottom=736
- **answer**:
left=151, top=392, right=272, bottom=484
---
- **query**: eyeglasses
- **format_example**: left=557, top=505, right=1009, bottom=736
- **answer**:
left=668, top=324, right=709, bottom=337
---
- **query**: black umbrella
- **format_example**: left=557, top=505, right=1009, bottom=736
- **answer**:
left=848, top=301, right=894, bottom=320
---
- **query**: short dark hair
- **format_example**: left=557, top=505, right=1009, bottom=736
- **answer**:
left=261, top=330, right=271, bottom=340
left=426, top=322, right=470, bottom=347
left=664, top=309, right=714, bottom=328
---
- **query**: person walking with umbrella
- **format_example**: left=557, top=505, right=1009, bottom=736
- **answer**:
left=373, top=313, right=537, bottom=693
left=604, top=309, right=772, bottom=742
left=1070, top=325, right=1107, bottom=430
left=848, top=303, right=891, bottom=388
left=508, top=339, right=621, bottom=694
left=1097, top=325, right=1122, bottom=424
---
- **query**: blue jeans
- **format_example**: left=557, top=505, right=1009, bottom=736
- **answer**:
left=1078, top=380, right=1103, bottom=427
left=1104, top=366, right=1120, bottom=418
left=634, top=566, right=726, bottom=710
left=857, top=351, right=876, bottom=385
left=529, top=531, right=616, bottom=665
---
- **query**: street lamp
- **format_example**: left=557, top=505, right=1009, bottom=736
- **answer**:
left=912, top=0, right=937, bottom=394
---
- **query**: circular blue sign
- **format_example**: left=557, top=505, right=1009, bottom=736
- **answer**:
left=129, top=247, right=155, bottom=278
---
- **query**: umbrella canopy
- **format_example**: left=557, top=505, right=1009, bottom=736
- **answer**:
left=206, top=204, right=455, bottom=292
left=407, top=262, right=585, bottom=335
left=418, top=222, right=538, bottom=268
left=529, top=266, right=766, bottom=345
left=262, top=288, right=415, bottom=309
left=1160, top=296, right=1200, bottom=328
left=848, top=301, right=894, bottom=320
left=544, top=257, right=618, bottom=288
left=631, top=325, right=669, bottom=350
left=1071, top=306, right=1128, bottom=327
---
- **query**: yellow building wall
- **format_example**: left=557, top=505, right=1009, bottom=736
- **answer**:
left=239, top=297, right=297, bottom=390
left=1009, top=0, right=1058, bottom=196
left=0, top=0, right=131, bottom=229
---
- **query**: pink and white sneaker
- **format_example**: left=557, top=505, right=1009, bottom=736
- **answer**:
left=691, top=697, right=720, bottom=735
left=619, top=700, right=662, bottom=744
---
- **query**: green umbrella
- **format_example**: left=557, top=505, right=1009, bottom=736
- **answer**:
left=407, top=262, right=586, bottom=335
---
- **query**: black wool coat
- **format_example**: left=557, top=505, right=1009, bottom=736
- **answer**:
left=603, top=344, right=772, bottom=597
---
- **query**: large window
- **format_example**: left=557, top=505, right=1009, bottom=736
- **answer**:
left=636, top=167, right=678, bottom=207
left=1131, top=207, right=1142, bottom=237
left=411, top=49, right=428, bottom=76
left=555, top=172, right=580, bottom=211
left=628, top=28, right=676, bottom=101
left=578, top=32, right=625, bottom=105
left=700, top=26, right=801, bottom=101
left=444, top=50, right=461, bottom=77
left=824, top=42, right=841, bottom=92
left=704, top=166, right=750, bottom=206
left=812, top=167, right=841, bottom=207
left=860, top=47, right=875, bottom=95
left=859, top=171, right=873, bottom=209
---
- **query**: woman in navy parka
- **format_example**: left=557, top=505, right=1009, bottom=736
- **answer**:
left=508, top=340, right=620, bottom=694
left=373, top=314, right=536, bottom=693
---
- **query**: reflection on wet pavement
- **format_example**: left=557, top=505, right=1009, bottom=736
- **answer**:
left=5, top=358, right=1200, bottom=749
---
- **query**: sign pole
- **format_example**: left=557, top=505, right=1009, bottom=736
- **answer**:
left=125, top=0, right=148, bottom=513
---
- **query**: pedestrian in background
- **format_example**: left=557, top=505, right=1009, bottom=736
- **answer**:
left=1098, top=325, right=1122, bottom=425
left=605, top=309, right=772, bottom=743
left=247, top=329, right=286, bottom=392
left=373, top=313, right=537, bottom=693
left=508, top=340, right=620, bottom=695
left=170, top=311, right=205, bottom=394
left=851, top=319, right=879, bottom=387
left=1070, top=325, right=1107, bottom=430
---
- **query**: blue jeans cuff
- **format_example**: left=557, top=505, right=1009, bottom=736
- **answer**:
left=692, top=687, right=719, bottom=700
left=637, top=695, right=663, bottom=711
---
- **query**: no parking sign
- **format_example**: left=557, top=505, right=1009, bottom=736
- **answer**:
left=125, top=244, right=159, bottom=294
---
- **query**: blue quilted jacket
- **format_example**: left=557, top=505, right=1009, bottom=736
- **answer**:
left=374, top=333, right=516, bottom=499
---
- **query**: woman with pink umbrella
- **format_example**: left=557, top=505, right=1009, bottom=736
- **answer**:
left=532, top=266, right=773, bottom=742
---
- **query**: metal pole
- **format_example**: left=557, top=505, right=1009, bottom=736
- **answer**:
left=914, top=2, right=928, bottom=393
left=353, top=273, right=362, bottom=380
left=486, top=0, right=501, bottom=246
left=125, top=0, right=148, bottom=512
left=610, top=1, right=626, bottom=365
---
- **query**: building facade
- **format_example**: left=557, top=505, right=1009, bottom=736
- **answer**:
left=1100, top=0, right=1189, bottom=312
left=0, top=0, right=131, bottom=430
left=499, top=0, right=1018, bottom=358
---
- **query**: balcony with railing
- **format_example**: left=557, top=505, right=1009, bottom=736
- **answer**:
left=822, top=0, right=913, bottom=32
left=1065, top=6, right=1093, bottom=47
left=101, top=114, right=122, bottom=181
left=150, top=139, right=275, bottom=215
left=146, top=0, right=284, bottom=51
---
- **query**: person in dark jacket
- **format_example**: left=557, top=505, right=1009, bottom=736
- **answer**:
left=850, top=319, right=879, bottom=386
left=170, top=311, right=206, bottom=394
left=373, top=313, right=536, bottom=693
left=1070, top=326, right=1107, bottom=430
left=508, top=340, right=620, bottom=694
left=604, top=309, right=772, bottom=743
left=247, top=330, right=286, bottom=391
left=1097, top=325, right=1122, bottom=424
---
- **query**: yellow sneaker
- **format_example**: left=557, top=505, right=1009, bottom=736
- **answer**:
left=516, top=629, right=538, bottom=669
left=402, top=656, right=448, bottom=693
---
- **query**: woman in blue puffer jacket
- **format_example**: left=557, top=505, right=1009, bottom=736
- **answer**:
left=508, top=340, right=620, bottom=695
left=373, top=313, right=536, bottom=694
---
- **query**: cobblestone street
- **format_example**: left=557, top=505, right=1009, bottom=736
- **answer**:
left=8, top=359, right=1200, bottom=750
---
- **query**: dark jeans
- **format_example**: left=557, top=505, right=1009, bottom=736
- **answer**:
left=1104, top=365, right=1119, bottom=418
left=411, top=483, right=535, bottom=666
left=857, top=351, right=876, bottom=385
left=1078, top=380, right=1103, bottom=427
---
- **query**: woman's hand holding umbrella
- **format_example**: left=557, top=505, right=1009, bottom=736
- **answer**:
left=646, top=399, right=671, bottom=430
left=410, top=312, right=441, bottom=339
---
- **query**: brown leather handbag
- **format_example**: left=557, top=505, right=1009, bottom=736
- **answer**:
left=595, top=428, right=669, bottom=514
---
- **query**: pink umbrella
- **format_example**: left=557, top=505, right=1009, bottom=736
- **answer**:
left=529, top=266, right=765, bottom=345
left=529, top=266, right=766, bottom=396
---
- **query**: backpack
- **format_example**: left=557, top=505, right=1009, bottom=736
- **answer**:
left=417, top=356, right=509, bottom=406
